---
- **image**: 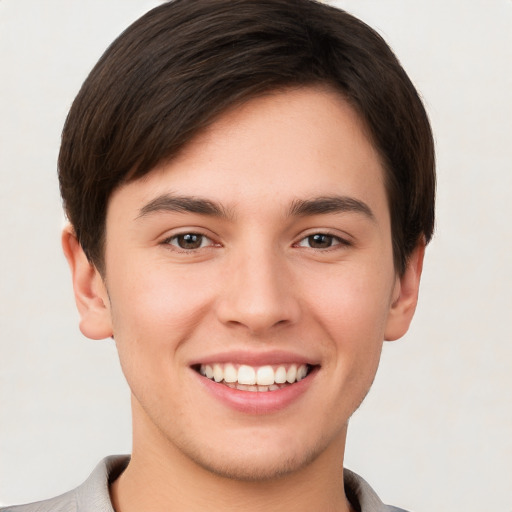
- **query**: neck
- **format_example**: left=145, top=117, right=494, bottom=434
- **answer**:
left=110, top=400, right=354, bottom=512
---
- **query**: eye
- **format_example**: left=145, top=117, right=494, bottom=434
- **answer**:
left=296, top=233, right=345, bottom=249
left=165, top=233, right=214, bottom=250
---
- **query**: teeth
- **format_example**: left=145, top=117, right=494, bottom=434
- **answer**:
left=205, top=365, right=214, bottom=379
left=286, top=364, right=297, bottom=383
left=199, top=362, right=310, bottom=389
left=297, top=365, right=308, bottom=381
left=256, top=365, right=275, bottom=386
left=274, top=366, right=287, bottom=384
left=224, top=363, right=237, bottom=383
left=238, top=365, right=256, bottom=385
left=213, top=364, right=223, bottom=383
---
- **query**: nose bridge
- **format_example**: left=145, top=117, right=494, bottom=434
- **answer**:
left=217, top=239, right=299, bottom=333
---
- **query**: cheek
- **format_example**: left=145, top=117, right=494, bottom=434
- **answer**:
left=304, top=261, right=395, bottom=359
left=106, top=263, right=217, bottom=417
left=107, top=260, right=216, bottom=364
left=315, top=279, right=390, bottom=318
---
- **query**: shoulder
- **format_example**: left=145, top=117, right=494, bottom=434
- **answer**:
left=0, top=456, right=129, bottom=512
left=344, top=468, right=411, bottom=512
left=0, top=490, right=76, bottom=512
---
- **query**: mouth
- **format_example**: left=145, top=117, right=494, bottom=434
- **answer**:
left=193, top=363, right=315, bottom=392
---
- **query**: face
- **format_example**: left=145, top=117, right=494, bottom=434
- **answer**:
left=68, top=87, right=421, bottom=481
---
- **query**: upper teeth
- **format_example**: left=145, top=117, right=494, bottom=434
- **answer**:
left=199, top=363, right=309, bottom=386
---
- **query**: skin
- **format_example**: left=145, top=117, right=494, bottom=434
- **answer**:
left=63, top=86, right=424, bottom=512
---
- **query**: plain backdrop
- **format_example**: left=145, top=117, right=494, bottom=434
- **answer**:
left=1, top=1, right=511, bottom=510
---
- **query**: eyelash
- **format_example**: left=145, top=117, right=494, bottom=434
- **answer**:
left=162, top=232, right=218, bottom=252
left=294, top=232, right=351, bottom=251
left=162, top=231, right=350, bottom=252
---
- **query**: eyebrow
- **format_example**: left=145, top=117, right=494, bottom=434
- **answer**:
left=137, top=194, right=232, bottom=220
left=137, top=193, right=375, bottom=222
left=288, top=195, right=375, bottom=221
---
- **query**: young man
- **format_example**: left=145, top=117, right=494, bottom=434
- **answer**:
left=2, top=1, right=434, bottom=511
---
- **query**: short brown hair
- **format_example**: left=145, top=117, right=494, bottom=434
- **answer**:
left=59, top=0, right=435, bottom=275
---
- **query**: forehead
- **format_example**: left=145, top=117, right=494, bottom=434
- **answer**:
left=110, top=86, right=388, bottom=221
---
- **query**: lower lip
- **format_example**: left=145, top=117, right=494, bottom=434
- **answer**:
left=194, top=368, right=318, bottom=414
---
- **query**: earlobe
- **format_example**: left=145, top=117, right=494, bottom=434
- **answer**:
left=384, top=239, right=425, bottom=341
left=62, top=224, right=113, bottom=340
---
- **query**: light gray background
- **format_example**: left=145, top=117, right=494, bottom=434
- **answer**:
left=1, top=1, right=511, bottom=510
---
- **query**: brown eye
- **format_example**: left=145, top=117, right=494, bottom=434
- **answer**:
left=297, top=233, right=342, bottom=249
left=168, top=233, right=209, bottom=250
left=308, top=234, right=334, bottom=248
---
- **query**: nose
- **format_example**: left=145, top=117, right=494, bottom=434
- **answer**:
left=215, top=247, right=301, bottom=335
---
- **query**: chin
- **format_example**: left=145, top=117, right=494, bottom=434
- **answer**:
left=187, top=446, right=320, bottom=482
left=174, top=426, right=336, bottom=482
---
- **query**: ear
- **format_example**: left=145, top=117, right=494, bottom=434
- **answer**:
left=62, top=224, right=113, bottom=340
left=384, top=239, right=425, bottom=341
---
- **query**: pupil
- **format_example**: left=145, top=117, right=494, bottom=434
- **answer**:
left=179, top=233, right=202, bottom=249
left=309, top=234, right=332, bottom=248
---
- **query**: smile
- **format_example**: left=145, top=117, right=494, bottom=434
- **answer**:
left=198, top=363, right=312, bottom=392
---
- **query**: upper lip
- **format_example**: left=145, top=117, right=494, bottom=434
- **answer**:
left=188, top=350, right=320, bottom=367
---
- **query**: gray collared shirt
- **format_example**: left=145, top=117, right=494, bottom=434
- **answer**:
left=1, top=455, right=409, bottom=512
